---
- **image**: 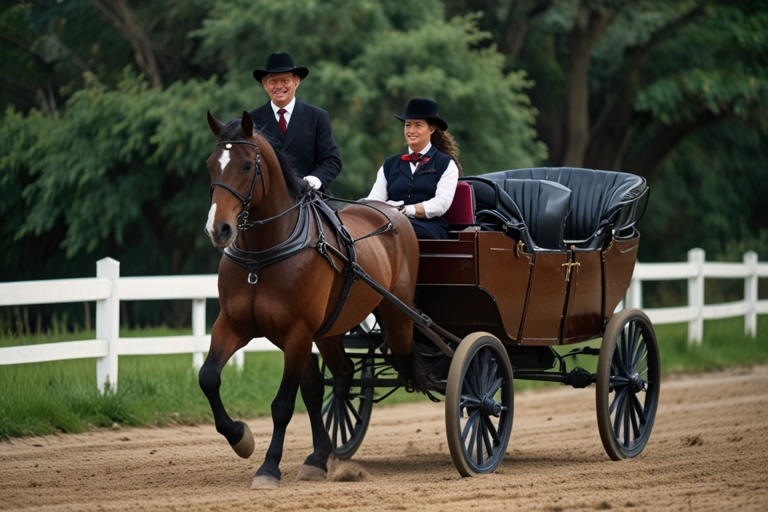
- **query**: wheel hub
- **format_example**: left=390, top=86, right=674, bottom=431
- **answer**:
left=481, top=396, right=502, bottom=417
left=629, top=373, right=645, bottom=393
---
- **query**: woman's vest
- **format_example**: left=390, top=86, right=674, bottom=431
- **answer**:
left=382, top=146, right=452, bottom=207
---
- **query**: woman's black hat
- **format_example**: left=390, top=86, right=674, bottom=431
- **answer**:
left=395, top=98, right=448, bottom=131
left=253, top=52, right=309, bottom=82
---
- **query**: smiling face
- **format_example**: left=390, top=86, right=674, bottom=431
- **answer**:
left=262, top=72, right=301, bottom=108
left=403, top=119, right=435, bottom=154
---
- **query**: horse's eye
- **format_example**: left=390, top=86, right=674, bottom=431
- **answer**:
left=242, top=163, right=252, bottom=173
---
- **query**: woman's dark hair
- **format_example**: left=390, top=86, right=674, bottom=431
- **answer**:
left=430, top=125, right=463, bottom=175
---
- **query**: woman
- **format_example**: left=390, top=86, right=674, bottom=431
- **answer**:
left=366, top=98, right=462, bottom=239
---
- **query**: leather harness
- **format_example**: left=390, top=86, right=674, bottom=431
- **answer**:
left=210, top=138, right=393, bottom=340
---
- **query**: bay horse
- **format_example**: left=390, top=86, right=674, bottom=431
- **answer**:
left=200, top=111, right=437, bottom=488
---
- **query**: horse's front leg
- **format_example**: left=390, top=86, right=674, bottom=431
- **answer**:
left=251, top=336, right=313, bottom=489
left=198, top=317, right=254, bottom=458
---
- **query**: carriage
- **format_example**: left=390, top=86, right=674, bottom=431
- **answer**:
left=319, top=166, right=658, bottom=477
left=203, top=112, right=658, bottom=486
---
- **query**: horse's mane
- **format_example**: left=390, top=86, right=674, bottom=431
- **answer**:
left=220, top=118, right=309, bottom=201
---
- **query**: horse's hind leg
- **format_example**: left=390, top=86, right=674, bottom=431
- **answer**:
left=296, top=335, right=353, bottom=481
left=295, top=352, right=333, bottom=481
left=198, top=317, right=254, bottom=458
left=377, top=300, right=439, bottom=394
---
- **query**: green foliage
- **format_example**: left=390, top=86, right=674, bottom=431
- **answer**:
left=0, top=1, right=545, bottom=289
left=311, top=14, right=547, bottom=197
left=639, top=120, right=768, bottom=263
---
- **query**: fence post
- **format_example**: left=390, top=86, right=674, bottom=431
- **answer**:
left=231, top=347, right=245, bottom=370
left=96, top=258, right=120, bottom=393
left=688, top=248, right=705, bottom=345
left=192, top=299, right=206, bottom=369
left=744, top=251, right=758, bottom=338
left=626, top=270, right=642, bottom=310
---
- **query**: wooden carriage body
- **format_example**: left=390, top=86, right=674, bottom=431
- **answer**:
left=415, top=167, right=647, bottom=347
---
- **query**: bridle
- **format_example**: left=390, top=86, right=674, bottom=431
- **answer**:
left=210, top=139, right=271, bottom=230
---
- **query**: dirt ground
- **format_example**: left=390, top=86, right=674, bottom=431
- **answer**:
left=1, top=366, right=767, bottom=511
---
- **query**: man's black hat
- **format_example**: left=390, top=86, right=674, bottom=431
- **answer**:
left=395, top=98, right=448, bottom=131
left=253, top=52, right=309, bottom=82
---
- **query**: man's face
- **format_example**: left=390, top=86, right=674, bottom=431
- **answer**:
left=262, top=72, right=300, bottom=108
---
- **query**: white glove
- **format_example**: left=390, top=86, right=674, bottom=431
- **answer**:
left=403, top=205, right=416, bottom=217
left=385, top=200, right=404, bottom=207
left=304, top=176, right=322, bottom=190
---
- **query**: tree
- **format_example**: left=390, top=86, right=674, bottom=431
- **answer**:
left=445, top=0, right=768, bottom=182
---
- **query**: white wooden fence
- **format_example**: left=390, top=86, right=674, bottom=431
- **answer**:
left=1, top=249, right=766, bottom=393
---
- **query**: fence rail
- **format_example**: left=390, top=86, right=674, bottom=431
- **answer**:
left=1, top=249, right=766, bottom=393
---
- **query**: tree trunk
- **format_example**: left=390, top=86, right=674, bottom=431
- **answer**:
left=92, top=0, right=162, bottom=88
left=561, top=2, right=616, bottom=167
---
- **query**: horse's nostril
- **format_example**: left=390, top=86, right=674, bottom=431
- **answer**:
left=219, top=223, right=232, bottom=241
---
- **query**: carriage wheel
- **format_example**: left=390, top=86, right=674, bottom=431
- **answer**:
left=445, top=332, right=514, bottom=477
left=320, top=355, right=374, bottom=459
left=596, top=309, right=660, bottom=460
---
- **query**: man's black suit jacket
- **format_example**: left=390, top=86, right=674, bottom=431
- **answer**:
left=249, top=100, right=342, bottom=191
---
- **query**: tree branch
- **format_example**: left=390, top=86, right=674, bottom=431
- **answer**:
left=623, top=109, right=727, bottom=182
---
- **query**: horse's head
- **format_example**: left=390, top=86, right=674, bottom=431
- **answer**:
left=205, top=111, right=266, bottom=247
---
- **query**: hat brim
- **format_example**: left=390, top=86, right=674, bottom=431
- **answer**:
left=253, top=66, right=309, bottom=82
left=394, top=114, right=448, bottom=131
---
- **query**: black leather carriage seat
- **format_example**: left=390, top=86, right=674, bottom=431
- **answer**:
left=461, top=176, right=571, bottom=250
left=480, top=167, right=647, bottom=249
left=502, top=179, right=571, bottom=250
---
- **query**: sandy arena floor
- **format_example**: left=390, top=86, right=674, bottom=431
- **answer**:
left=1, top=365, right=767, bottom=511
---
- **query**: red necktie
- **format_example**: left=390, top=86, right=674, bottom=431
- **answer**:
left=278, top=108, right=287, bottom=134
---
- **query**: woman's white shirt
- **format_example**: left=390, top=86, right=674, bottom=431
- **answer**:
left=366, top=143, right=458, bottom=219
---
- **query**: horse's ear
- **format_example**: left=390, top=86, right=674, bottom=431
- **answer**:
left=207, top=110, right=224, bottom=138
left=241, top=111, right=254, bottom=138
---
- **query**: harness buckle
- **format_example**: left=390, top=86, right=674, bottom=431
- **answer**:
left=248, top=272, right=258, bottom=285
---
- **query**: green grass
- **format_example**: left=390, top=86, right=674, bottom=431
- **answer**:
left=1, top=315, right=767, bottom=440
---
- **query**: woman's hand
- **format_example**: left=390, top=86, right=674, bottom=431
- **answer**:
left=401, top=203, right=426, bottom=218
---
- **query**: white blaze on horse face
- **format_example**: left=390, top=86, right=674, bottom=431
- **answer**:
left=206, top=203, right=217, bottom=237
left=218, top=149, right=231, bottom=176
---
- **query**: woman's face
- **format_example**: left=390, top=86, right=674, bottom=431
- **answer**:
left=404, top=119, right=435, bottom=153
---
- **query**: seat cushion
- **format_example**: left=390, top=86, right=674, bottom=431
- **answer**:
left=444, top=181, right=475, bottom=226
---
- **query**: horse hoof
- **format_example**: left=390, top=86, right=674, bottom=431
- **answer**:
left=231, top=422, right=254, bottom=459
left=251, top=475, right=280, bottom=489
left=296, top=464, right=328, bottom=481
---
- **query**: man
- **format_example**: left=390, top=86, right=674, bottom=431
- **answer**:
left=249, top=52, right=342, bottom=192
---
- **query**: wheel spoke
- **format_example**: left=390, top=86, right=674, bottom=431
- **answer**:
left=629, top=395, right=641, bottom=439
left=346, top=398, right=363, bottom=424
left=343, top=400, right=356, bottom=437
left=632, top=343, right=648, bottom=375
left=476, top=415, right=484, bottom=465
left=632, top=392, right=647, bottom=424
left=486, top=377, right=503, bottom=398
left=612, top=346, right=628, bottom=378
left=331, top=403, right=339, bottom=447
left=341, top=400, right=352, bottom=445
left=461, top=395, right=481, bottom=409
left=481, top=417, right=494, bottom=461
left=484, top=415, right=500, bottom=445
left=323, top=397, right=333, bottom=430
left=463, top=411, right=480, bottom=459
left=623, top=394, right=632, bottom=447
left=612, top=388, right=627, bottom=437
